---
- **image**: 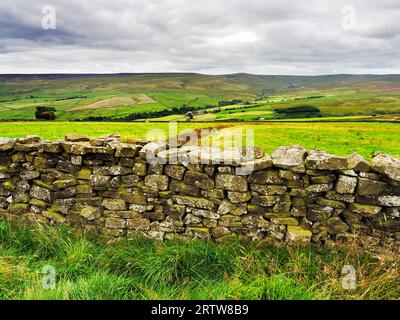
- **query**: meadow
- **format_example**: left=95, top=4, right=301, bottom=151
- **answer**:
left=1, top=121, right=400, bottom=158
left=1, top=73, right=400, bottom=121
left=0, top=219, right=399, bottom=300
left=0, top=74, right=252, bottom=120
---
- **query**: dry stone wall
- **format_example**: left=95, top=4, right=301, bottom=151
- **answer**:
left=1, top=134, right=400, bottom=244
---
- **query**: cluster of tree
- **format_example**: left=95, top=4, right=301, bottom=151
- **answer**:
left=293, top=96, right=324, bottom=101
left=55, top=95, right=87, bottom=101
left=217, top=99, right=243, bottom=107
left=274, top=105, right=322, bottom=118
left=35, top=106, right=56, bottom=120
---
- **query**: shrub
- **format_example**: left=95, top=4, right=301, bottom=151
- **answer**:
left=35, top=107, right=56, bottom=120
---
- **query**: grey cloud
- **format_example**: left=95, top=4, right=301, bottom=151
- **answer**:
left=0, top=0, right=399, bottom=74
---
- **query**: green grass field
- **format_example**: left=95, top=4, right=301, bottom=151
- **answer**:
left=0, top=219, right=399, bottom=300
left=1, top=121, right=399, bottom=158
left=0, top=121, right=220, bottom=141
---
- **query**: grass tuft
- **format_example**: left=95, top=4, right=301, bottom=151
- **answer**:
left=0, top=218, right=399, bottom=300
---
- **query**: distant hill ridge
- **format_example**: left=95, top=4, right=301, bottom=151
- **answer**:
left=0, top=72, right=400, bottom=121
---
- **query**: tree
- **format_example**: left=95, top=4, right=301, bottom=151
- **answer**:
left=186, top=111, right=194, bottom=121
left=35, top=107, right=56, bottom=120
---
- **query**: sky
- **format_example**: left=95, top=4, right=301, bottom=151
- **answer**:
left=0, top=0, right=399, bottom=75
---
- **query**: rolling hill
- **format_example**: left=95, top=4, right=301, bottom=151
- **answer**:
left=0, top=73, right=400, bottom=121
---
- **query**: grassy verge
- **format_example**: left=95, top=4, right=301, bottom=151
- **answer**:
left=0, top=218, right=399, bottom=300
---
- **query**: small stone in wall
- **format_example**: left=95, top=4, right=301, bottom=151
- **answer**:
left=201, top=189, right=225, bottom=199
left=173, top=195, right=215, bottom=210
left=248, top=170, right=283, bottom=185
left=30, top=185, right=52, bottom=202
left=127, top=217, right=151, bottom=231
left=306, top=150, right=348, bottom=170
left=325, top=191, right=355, bottom=203
left=250, top=184, right=287, bottom=195
left=227, top=191, right=252, bottom=203
left=307, top=183, right=333, bottom=193
left=191, top=208, right=220, bottom=219
left=316, top=198, right=346, bottom=209
left=306, top=205, right=334, bottom=221
left=109, top=165, right=133, bottom=176
left=129, top=204, right=154, bottom=213
left=20, top=170, right=40, bottom=181
left=105, top=217, right=126, bottom=229
left=42, top=210, right=66, bottom=223
left=210, top=226, right=231, bottom=238
left=350, top=203, right=382, bottom=217
left=217, top=200, right=236, bottom=215
left=41, top=142, right=63, bottom=153
left=115, top=143, right=138, bottom=158
left=132, top=163, right=148, bottom=176
left=76, top=168, right=92, bottom=180
left=357, top=178, right=388, bottom=196
left=347, top=153, right=370, bottom=172
left=148, top=163, right=164, bottom=175
left=71, top=155, right=83, bottom=166
left=61, top=142, right=88, bottom=155
left=120, top=175, right=140, bottom=187
left=53, top=179, right=78, bottom=189
left=185, top=227, right=211, bottom=240
left=89, top=175, right=111, bottom=187
left=323, top=217, right=349, bottom=235
left=71, top=204, right=101, bottom=220
left=144, top=175, right=169, bottom=190
left=271, top=145, right=306, bottom=173
left=236, top=155, right=273, bottom=175
left=165, top=165, right=186, bottom=180
left=252, top=195, right=279, bottom=207
left=377, top=195, right=400, bottom=207
left=184, top=171, right=215, bottom=190
left=372, top=152, right=400, bottom=182
left=335, top=175, right=357, bottom=194
left=65, top=134, right=90, bottom=142
left=184, top=214, right=202, bottom=225
left=0, top=137, right=15, bottom=151
left=286, top=226, right=312, bottom=242
left=102, top=199, right=127, bottom=211
left=170, top=179, right=200, bottom=196
left=310, top=174, right=336, bottom=184
left=271, top=217, right=299, bottom=226
left=215, top=174, right=248, bottom=192
left=9, top=203, right=29, bottom=215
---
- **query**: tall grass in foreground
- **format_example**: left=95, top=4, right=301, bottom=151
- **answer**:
left=0, top=218, right=399, bottom=300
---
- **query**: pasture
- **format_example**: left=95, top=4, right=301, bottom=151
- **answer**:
left=0, top=121, right=399, bottom=158
left=1, top=74, right=400, bottom=121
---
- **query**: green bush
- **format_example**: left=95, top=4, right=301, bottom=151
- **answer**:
left=274, top=105, right=322, bottom=118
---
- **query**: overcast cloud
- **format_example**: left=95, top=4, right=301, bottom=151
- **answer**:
left=0, top=0, right=399, bottom=74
